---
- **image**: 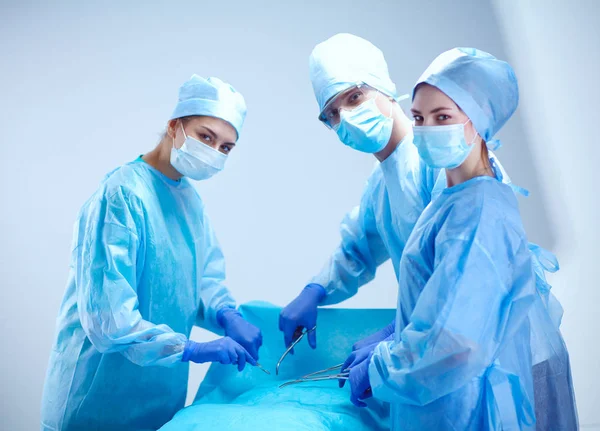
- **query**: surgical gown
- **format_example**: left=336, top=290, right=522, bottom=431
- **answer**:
left=41, top=158, right=236, bottom=430
left=369, top=176, right=571, bottom=430
left=310, top=136, right=576, bottom=428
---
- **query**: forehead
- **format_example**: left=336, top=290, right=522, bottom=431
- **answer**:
left=186, top=115, right=238, bottom=142
left=412, top=83, right=456, bottom=109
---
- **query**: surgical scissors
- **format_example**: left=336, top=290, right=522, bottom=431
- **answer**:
left=255, top=363, right=271, bottom=375
left=232, top=361, right=271, bottom=375
left=279, top=363, right=348, bottom=388
left=275, top=326, right=317, bottom=375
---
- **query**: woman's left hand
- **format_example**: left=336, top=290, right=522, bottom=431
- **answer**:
left=218, top=308, right=263, bottom=360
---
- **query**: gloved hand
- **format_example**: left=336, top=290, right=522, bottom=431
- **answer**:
left=341, top=333, right=394, bottom=388
left=182, top=337, right=257, bottom=371
left=339, top=343, right=376, bottom=388
left=279, top=284, right=326, bottom=352
left=217, top=307, right=263, bottom=360
left=348, top=350, right=374, bottom=407
left=351, top=319, right=395, bottom=351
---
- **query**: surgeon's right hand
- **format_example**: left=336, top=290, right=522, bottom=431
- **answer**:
left=340, top=333, right=394, bottom=388
left=279, top=283, right=326, bottom=352
left=182, top=337, right=257, bottom=371
left=351, top=319, right=396, bottom=351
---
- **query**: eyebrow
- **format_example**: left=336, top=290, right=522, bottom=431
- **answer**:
left=197, top=125, right=236, bottom=146
left=411, top=106, right=453, bottom=115
left=197, top=125, right=217, bottom=139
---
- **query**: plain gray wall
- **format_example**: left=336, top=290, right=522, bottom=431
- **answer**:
left=0, top=0, right=595, bottom=429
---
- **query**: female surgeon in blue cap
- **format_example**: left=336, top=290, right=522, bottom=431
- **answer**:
left=346, top=49, right=578, bottom=430
left=40, top=75, right=264, bottom=430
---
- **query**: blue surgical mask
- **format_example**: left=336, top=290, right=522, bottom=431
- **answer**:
left=333, top=95, right=393, bottom=153
left=413, top=120, right=478, bottom=169
left=170, top=123, right=227, bottom=180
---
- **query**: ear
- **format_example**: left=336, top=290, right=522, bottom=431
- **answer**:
left=166, top=119, right=179, bottom=138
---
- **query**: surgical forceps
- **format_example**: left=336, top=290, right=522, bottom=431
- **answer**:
left=279, top=363, right=348, bottom=388
left=275, top=326, right=317, bottom=375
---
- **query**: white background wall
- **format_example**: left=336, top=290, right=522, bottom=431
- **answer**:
left=0, top=1, right=597, bottom=429
left=491, top=1, right=600, bottom=427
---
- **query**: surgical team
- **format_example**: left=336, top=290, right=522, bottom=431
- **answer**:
left=40, top=33, right=578, bottom=430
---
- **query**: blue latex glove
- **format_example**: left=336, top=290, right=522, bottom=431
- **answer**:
left=279, top=284, right=326, bottom=352
left=217, top=307, right=263, bottom=360
left=182, top=337, right=257, bottom=371
left=340, top=333, right=394, bottom=388
left=348, top=350, right=374, bottom=407
left=339, top=345, right=374, bottom=388
left=351, top=319, right=395, bottom=351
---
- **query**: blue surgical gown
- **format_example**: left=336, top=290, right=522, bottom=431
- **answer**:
left=41, top=158, right=236, bottom=430
left=310, top=136, right=576, bottom=428
left=370, top=176, right=545, bottom=430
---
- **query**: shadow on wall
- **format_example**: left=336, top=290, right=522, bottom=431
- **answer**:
left=499, top=111, right=556, bottom=248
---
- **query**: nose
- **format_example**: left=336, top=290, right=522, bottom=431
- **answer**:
left=207, top=142, right=223, bottom=153
left=423, top=117, right=438, bottom=127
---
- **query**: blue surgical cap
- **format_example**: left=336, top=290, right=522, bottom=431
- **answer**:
left=309, top=33, right=398, bottom=114
left=170, top=75, right=247, bottom=140
left=413, top=48, right=519, bottom=142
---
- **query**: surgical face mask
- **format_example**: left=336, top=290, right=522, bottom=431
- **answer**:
left=170, top=123, right=227, bottom=180
left=333, top=94, right=394, bottom=153
left=412, top=119, right=478, bottom=169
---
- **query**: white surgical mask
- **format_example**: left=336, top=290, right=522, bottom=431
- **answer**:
left=333, top=93, right=394, bottom=153
left=170, top=123, right=227, bottom=180
left=412, top=119, right=478, bottom=169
